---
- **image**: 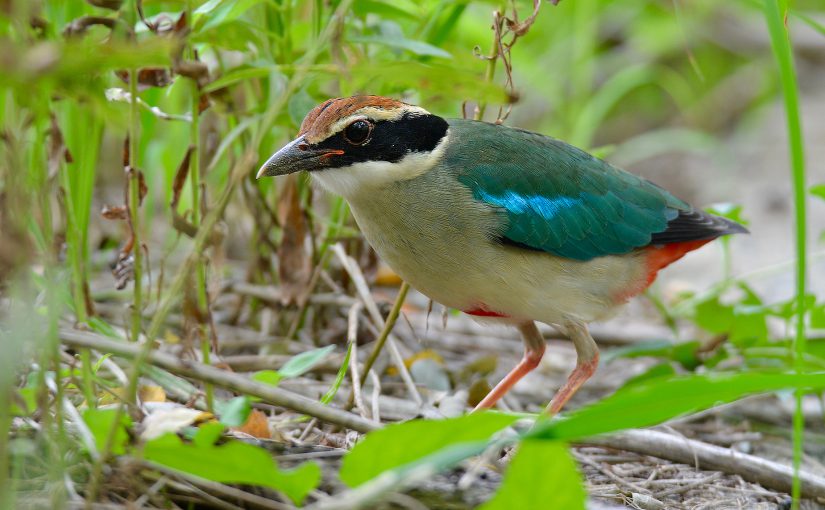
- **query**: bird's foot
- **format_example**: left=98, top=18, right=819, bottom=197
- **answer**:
left=473, top=342, right=546, bottom=411
left=545, top=352, right=599, bottom=416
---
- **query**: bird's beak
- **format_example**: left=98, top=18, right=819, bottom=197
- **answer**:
left=256, top=136, right=343, bottom=179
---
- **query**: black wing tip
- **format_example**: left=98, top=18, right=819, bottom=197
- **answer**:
left=650, top=209, right=749, bottom=245
left=717, top=216, right=749, bottom=236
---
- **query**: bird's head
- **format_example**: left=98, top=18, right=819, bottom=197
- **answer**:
left=257, top=95, right=450, bottom=197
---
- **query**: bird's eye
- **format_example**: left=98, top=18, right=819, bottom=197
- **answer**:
left=343, top=120, right=372, bottom=145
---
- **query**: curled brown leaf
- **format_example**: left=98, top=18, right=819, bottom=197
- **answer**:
left=62, top=15, right=120, bottom=37
left=115, top=68, right=173, bottom=89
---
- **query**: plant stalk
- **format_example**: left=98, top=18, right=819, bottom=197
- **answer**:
left=762, top=1, right=808, bottom=507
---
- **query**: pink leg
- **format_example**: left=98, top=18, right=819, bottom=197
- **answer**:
left=545, top=320, right=599, bottom=415
left=546, top=352, right=599, bottom=415
left=474, top=322, right=545, bottom=411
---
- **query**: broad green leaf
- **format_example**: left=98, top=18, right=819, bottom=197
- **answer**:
left=530, top=371, right=825, bottom=441
left=193, top=422, right=226, bottom=447
left=350, top=35, right=453, bottom=58
left=144, top=433, right=320, bottom=504
left=480, top=441, right=586, bottom=510
left=83, top=408, right=132, bottom=456
left=340, top=412, right=520, bottom=487
left=215, top=396, right=251, bottom=427
left=341, top=441, right=494, bottom=503
left=279, top=345, right=336, bottom=378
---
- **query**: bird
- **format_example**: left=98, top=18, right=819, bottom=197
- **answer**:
left=257, top=95, right=748, bottom=414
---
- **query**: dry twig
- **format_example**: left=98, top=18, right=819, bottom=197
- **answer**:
left=59, top=328, right=380, bottom=433
left=581, top=428, right=825, bottom=499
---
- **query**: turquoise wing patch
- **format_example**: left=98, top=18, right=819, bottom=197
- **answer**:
left=458, top=155, right=687, bottom=261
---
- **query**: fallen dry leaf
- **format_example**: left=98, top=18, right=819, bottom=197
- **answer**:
left=141, top=407, right=212, bottom=441
left=374, top=263, right=403, bottom=287
left=139, top=385, right=166, bottom=403
left=233, top=409, right=271, bottom=439
left=47, top=114, right=72, bottom=179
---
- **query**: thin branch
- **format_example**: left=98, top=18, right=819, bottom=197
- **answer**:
left=346, top=303, right=368, bottom=419
left=59, top=328, right=380, bottom=433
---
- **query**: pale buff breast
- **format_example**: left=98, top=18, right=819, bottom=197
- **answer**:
left=335, top=170, right=649, bottom=326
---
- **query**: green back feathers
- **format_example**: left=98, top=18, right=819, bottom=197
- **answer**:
left=446, top=119, right=742, bottom=261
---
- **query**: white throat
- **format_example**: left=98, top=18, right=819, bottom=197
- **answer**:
left=311, top=130, right=450, bottom=199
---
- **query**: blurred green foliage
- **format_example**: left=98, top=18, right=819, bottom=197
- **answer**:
left=1, top=0, right=824, bottom=508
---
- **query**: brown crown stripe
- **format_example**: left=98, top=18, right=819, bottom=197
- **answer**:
left=298, top=95, right=415, bottom=143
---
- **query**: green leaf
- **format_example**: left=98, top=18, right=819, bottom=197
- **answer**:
left=530, top=371, right=825, bottom=442
left=340, top=412, right=518, bottom=487
left=144, top=433, right=321, bottom=504
left=694, top=295, right=733, bottom=333
left=10, top=387, right=37, bottom=416
left=480, top=441, right=586, bottom=510
left=83, top=408, right=132, bottom=455
left=194, top=0, right=267, bottom=32
left=288, top=89, right=318, bottom=129
left=426, top=3, right=468, bottom=46
left=812, top=303, right=825, bottom=329
left=350, top=35, right=453, bottom=58
left=707, top=203, right=749, bottom=227
left=252, top=369, right=283, bottom=386
left=204, top=65, right=280, bottom=93
left=87, top=316, right=121, bottom=338
left=339, top=412, right=520, bottom=487
left=730, top=305, right=769, bottom=346
left=617, top=362, right=677, bottom=392
left=348, top=62, right=509, bottom=105
left=192, top=19, right=263, bottom=51
left=603, top=340, right=701, bottom=370
left=353, top=0, right=418, bottom=20
left=321, top=340, right=353, bottom=404
left=193, top=422, right=226, bottom=447
left=811, top=183, right=825, bottom=202
left=279, top=345, right=336, bottom=378
left=215, top=396, right=251, bottom=427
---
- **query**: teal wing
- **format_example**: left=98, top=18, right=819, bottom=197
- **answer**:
left=449, top=120, right=744, bottom=261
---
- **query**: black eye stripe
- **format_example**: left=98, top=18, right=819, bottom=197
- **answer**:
left=311, top=113, right=448, bottom=169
